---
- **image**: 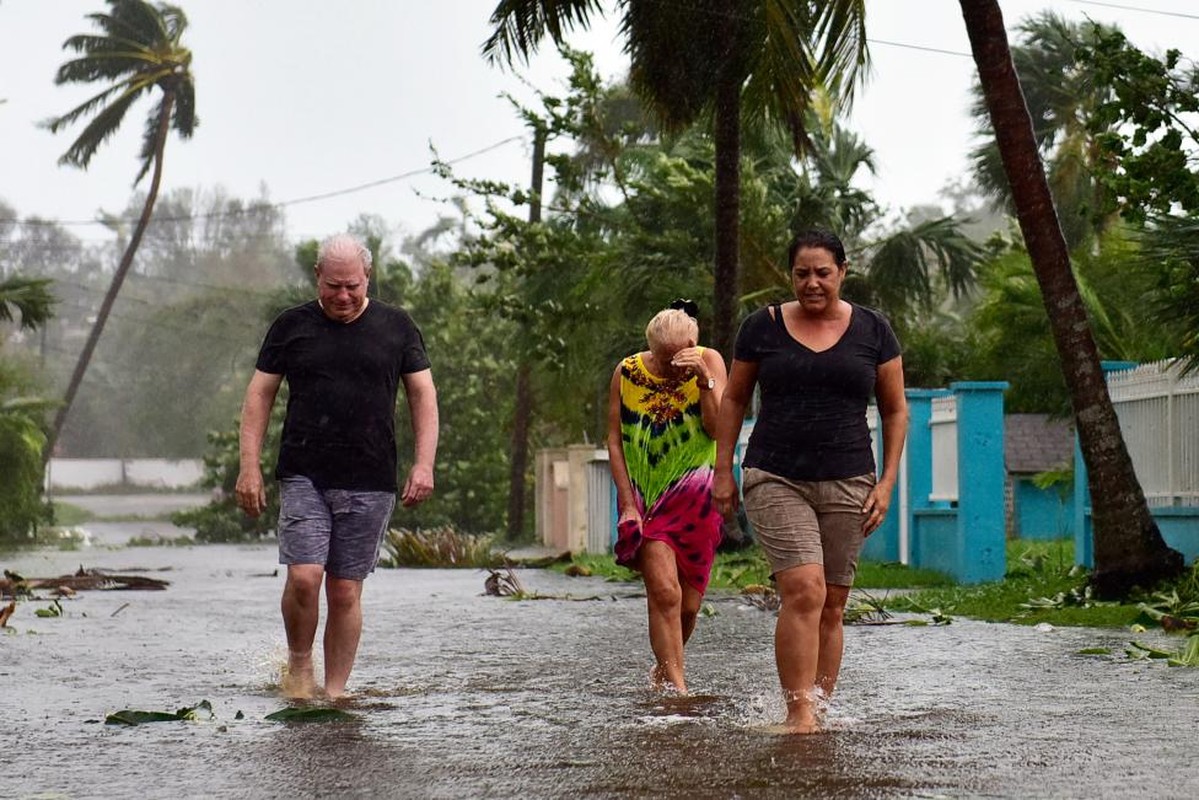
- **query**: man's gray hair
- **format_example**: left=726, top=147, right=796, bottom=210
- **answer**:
left=316, top=233, right=373, bottom=272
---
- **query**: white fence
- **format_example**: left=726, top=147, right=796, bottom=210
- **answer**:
left=585, top=452, right=612, bottom=554
left=1107, top=359, right=1199, bottom=507
left=45, top=458, right=204, bottom=492
left=930, top=395, right=959, bottom=503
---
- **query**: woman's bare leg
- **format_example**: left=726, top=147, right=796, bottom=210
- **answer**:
left=773, top=563, right=827, bottom=733
left=640, top=540, right=687, bottom=692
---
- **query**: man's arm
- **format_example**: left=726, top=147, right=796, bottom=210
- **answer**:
left=236, top=369, right=283, bottom=517
left=400, top=368, right=439, bottom=507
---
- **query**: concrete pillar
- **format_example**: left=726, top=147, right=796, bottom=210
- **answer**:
left=952, top=381, right=1009, bottom=583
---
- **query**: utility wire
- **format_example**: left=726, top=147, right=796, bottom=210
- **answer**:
left=2, top=136, right=524, bottom=229
left=1067, top=0, right=1199, bottom=20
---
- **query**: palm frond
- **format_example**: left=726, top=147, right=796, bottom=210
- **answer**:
left=0, top=276, right=55, bottom=330
left=483, top=0, right=604, bottom=66
left=55, top=85, right=144, bottom=169
left=811, top=0, right=869, bottom=103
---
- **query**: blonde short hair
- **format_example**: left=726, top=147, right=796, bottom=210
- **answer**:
left=645, top=308, right=698, bottom=351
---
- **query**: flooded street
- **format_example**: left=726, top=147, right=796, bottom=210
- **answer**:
left=3, top=530, right=1197, bottom=799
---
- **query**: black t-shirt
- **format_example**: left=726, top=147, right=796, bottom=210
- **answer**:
left=734, top=301, right=901, bottom=482
left=255, top=300, right=430, bottom=492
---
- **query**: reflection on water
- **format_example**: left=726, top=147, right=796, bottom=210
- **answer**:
left=2, top=542, right=1197, bottom=799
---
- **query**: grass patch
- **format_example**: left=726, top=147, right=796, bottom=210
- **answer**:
left=380, top=526, right=500, bottom=568
left=127, top=534, right=196, bottom=547
left=551, top=538, right=1199, bottom=636
left=552, top=548, right=953, bottom=591
left=51, top=501, right=95, bottom=526
left=856, top=560, right=954, bottom=590
left=891, top=539, right=1156, bottom=628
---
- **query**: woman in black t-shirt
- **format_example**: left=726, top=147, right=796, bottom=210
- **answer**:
left=713, top=230, right=908, bottom=734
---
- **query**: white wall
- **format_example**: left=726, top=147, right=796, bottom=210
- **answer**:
left=46, top=459, right=204, bottom=491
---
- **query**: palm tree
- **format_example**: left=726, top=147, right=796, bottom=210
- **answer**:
left=485, top=0, right=869, bottom=354
left=42, top=0, right=196, bottom=464
left=958, top=0, right=1182, bottom=597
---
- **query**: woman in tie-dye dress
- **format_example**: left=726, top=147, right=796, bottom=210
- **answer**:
left=606, top=303, right=727, bottom=693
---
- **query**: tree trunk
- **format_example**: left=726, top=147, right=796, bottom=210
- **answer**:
left=959, top=1, right=1182, bottom=597
left=505, top=126, right=546, bottom=541
left=43, top=91, right=176, bottom=467
left=711, top=6, right=742, bottom=359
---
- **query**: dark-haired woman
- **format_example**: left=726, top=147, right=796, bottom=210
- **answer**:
left=713, top=230, right=908, bottom=732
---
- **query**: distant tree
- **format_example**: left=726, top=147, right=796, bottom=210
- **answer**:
left=968, top=12, right=1122, bottom=249
left=959, top=0, right=1183, bottom=597
left=51, top=188, right=293, bottom=458
left=1138, top=216, right=1199, bottom=372
left=967, top=230, right=1176, bottom=414
left=43, top=0, right=196, bottom=462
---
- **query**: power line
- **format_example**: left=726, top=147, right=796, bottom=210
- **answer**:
left=1067, top=0, right=1199, bottom=20
left=2, top=136, right=525, bottom=229
left=867, top=38, right=971, bottom=58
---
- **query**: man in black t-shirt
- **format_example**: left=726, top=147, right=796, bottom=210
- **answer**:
left=235, top=233, right=439, bottom=699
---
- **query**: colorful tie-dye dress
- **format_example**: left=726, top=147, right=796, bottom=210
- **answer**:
left=614, top=351, right=723, bottom=593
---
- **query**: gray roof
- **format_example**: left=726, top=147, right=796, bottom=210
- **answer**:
left=1005, top=414, right=1075, bottom=474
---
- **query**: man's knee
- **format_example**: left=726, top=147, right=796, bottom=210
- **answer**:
left=285, top=565, right=324, bottom=600
left=325, top=576, right=363, bottom=612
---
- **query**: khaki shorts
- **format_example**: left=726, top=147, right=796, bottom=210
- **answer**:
left=741, top=467, right=875, bottom=586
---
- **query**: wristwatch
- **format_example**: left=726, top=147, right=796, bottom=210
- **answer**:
left=700, top=376, right=716, bottom=391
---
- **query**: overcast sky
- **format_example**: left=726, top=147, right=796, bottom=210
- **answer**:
left=1, top=0, right=1193, bottom=248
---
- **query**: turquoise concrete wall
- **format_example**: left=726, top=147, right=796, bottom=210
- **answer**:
left=1076, top=508, right=1199, bottom=568
left=1155, top=509, right=1199, bottom=564
left=911, top=509, right=959, bottom=576
left=1014, top=479, right=1074, bottom=540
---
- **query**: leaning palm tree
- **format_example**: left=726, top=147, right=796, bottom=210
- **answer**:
left=42, top=0, right=196, bottom=464
left=959, top=0, right=1182, bottom=597
left=485, top=0, right=868, bottom=354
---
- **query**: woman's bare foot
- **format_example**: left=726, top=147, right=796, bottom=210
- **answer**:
left=782, top=716, right=821, bottom=734
left=650, top=664, right=688, bottom=695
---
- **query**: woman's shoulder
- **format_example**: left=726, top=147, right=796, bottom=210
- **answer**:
left=617, top=352, right=644, bottom=373
left=849, top=301, right=895, bottom=330
left=740, top=304, right=778, bottom=330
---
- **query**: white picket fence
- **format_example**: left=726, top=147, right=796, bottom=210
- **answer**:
left=1107, top=359, right=1199, bottom=508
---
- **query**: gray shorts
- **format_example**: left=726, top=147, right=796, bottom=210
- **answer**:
left=278, top=476, right=396, bottom=581
left=742, top=467, right=875, bottom=586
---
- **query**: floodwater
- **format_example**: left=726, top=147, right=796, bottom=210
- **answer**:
left=2, top=526, right=1197, bottom=799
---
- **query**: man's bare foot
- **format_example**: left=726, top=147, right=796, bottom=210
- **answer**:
left=281, top=653, right=317, bottom=700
